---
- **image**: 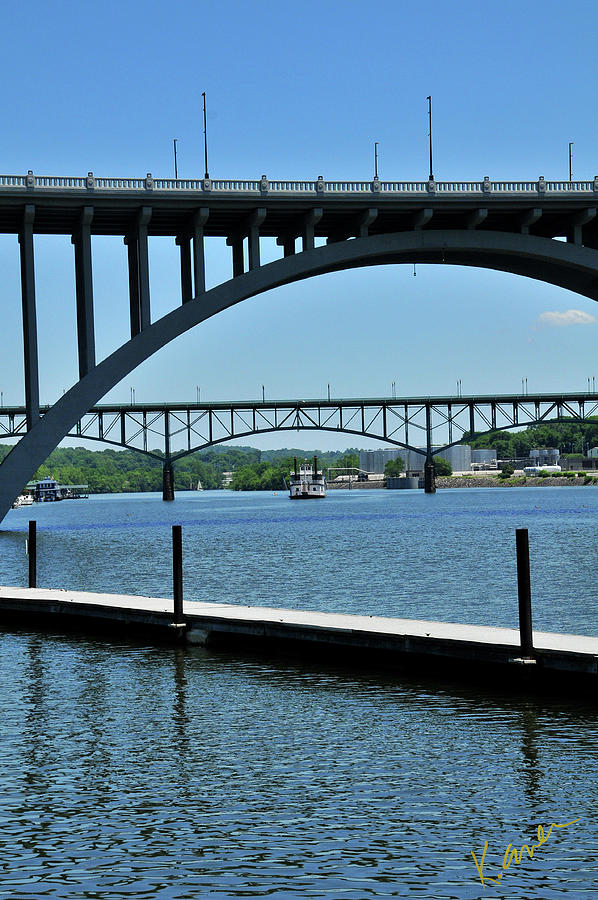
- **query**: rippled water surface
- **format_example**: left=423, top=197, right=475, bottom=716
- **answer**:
left=0, top=488, right=597, bottom=897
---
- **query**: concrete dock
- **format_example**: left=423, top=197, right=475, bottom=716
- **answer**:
left=1, top=585, right=597, bottom=695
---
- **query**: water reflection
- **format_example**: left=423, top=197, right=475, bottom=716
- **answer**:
left=1, top=621, right=597, bottom=896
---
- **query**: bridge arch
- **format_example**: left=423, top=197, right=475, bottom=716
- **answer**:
left=2, top=228, right=598, bottom=521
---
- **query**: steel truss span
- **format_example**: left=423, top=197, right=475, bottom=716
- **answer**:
left=2, top=171, right=598, bottom=520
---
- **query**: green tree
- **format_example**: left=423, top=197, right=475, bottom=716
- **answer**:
left=384, top=457, right=406, bottom=478
left=434, top=457, right=452, bottom=476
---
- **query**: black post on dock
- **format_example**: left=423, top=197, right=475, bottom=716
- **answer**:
left=516, top=527, right=533, bottom=656
left=172, top=524, right=183, bottom=623
left=28, top=520, right=37, bottom=589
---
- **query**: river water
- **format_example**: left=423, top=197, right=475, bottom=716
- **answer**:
left=0, top=487, right=596, bottom=898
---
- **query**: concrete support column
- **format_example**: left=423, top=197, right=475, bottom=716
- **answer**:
left=227, top=235, right=244, bottom=277
left=177, top=236, right=193, bottom=303
left=424, top=404, right=436, bottom=494
left=162, top=459, right=175, bottom=502
left=162, top=408, right=175, bottom=500
left=125, top=207, right=152, bottom=335
left=248, top=208, right=266, bottom=270
left=301, top=208, right=323, bottom=251
left=520, top=208, right=542, bottom=235
left=19, top=205, right=40, bottom=429
left=137, top=207, right=152, bottom=329
left=424, top=456, right=436, bottom=494
left=569, top=208, right=597, bottom=246
left=358, top=208, right=378, bottom=238
left=276, top=235, right=296, bottom=256
left=466, top=208, right=488, bottom=229
left=413, top=208, right=433, bottom=230
left=193, top=208, right=209, bottom=295
left=125, top=236, right=141, bottom=337
left=73, top=207, right=96, bottom=378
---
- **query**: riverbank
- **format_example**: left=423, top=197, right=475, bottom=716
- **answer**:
left=328, top=474, right=598, bottom=490
left=437, top=475, right=598, bottom=488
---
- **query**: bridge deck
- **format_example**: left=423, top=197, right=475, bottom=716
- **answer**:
left=1, top=586, right=596, bottom=693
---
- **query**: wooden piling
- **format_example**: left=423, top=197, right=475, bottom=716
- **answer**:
left=172, top=524, right=183, bottom=623
left=516, top=527, right=533, bottom=656
left=28, top=520, right=36, bottom=588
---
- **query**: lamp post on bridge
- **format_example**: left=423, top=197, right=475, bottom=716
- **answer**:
left=569, top=141, right=574, bottom=183
left=327, top=383, right=330, bottom=401
left=374, top=142, right=379, bottom=179
left=173, top=139, right=178, bottom=179
left=262, top=384, right=265, bottom=403
left=202, top=91, right=209, bottom=179
left=427, top=95, right=434, bottom=181
left=196, top=385, right=200, bottom=404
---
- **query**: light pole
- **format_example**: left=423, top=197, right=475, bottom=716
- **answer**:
left=202, top=91, right=209, bottom=179
left=374, top=142, right=379, bottom=179
left=327, top=383, right=330, bottom=401
left=427, top=95, right=434, bottom=180
left=569, top=141, right=574, bottom=183
left=262, top=384, right=265, bottom=402
left=173, top=138, right=178, bottom=179
left=196, top=385, right=200, bottom=404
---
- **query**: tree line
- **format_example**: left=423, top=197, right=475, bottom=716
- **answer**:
left=0, top=444, right=361, bottom=494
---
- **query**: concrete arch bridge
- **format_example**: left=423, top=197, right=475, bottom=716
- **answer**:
left=2, top=392, right=596, bottom=499
left=1, top=171, right=598, bottom=520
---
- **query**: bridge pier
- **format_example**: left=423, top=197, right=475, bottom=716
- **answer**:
left=162, top=460, right=175, bottom=502
left=424, top=456, right=436, bottom=494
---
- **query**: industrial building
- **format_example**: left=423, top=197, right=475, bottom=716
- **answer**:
left=359, top=445, right=472, bottom=474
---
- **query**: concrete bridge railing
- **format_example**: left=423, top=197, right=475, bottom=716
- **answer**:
left=2, top=173, right=598, bottom=195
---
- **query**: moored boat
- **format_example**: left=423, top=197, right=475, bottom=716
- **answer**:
left=289, top=456, right=326, bottom=499
left=11, top=493, right=34, bottom=509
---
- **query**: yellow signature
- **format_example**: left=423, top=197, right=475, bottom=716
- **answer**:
left=471, top=818, right=580, bottom=887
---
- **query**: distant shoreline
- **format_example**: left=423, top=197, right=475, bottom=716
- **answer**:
left=436, top=475, right=598, bottom=489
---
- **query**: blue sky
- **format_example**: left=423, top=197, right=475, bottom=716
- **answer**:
left=1, top=0, right=598, bottom=450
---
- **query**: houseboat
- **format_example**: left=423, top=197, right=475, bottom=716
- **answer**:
left=289, top=456, right=326, bottom=499
left=29, top=478, right=89, bottom=502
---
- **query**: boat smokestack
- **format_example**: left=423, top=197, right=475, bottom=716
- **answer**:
left=294, top=457, right=298, bottom=476
left=313, top=455, right=318, bottom=476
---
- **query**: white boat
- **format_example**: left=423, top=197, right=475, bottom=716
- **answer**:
left=289, top=456, right=326, bottom=499
left=12, top=493, right=34, bottom=509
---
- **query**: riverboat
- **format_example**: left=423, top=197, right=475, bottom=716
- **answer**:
left=289, top=456, right=326, bottom=499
